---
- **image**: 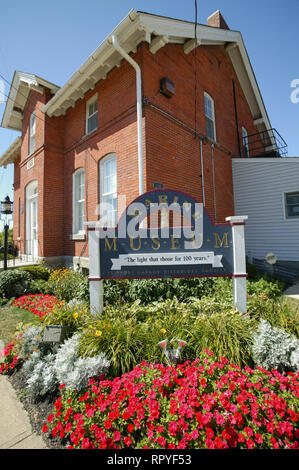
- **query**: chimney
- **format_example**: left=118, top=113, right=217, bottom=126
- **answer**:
left=207, top=10, right=230, bottom=30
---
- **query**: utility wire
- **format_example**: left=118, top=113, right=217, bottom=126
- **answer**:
left=194, top=0, right=198, bottom=138
left=0, top=72, right=101, bottom=165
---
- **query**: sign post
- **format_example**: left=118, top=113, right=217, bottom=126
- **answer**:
left=225, top=216, right=248, bottom=314
left=86, top=190, right=248, bottom=315
left=87, top=222, right=104, bottom=314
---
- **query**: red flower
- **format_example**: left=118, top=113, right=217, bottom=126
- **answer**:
left=124, top=436, right=132, bottom=447
left=246, top=439, right=255, bottom=449
left=127, top=424, right=134, bottom=433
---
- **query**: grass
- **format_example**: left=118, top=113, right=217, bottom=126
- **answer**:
left=0, top=305, right=40, bottom=346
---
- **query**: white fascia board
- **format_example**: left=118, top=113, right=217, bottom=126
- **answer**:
left=138, top=12, right=239, bottom=42
left=232, top=157, right=299, bottom=163
left=43, top=9, right=140, bottom=117
left=42, top=9, right=271, bottom=129
left=235, top=37, right=272, bottom=130
left=0, top=136, right=21, bottom=167
left=1, top=71, right=60, bottom=130
left=1, top=71, right=20, bottom=129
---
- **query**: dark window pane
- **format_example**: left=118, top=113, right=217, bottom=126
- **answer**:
left=206, top=118, right=215, bottom=140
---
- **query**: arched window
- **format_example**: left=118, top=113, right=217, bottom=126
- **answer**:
left=242, top=126, right=250, bottom=158
left=25, top=180, right=38, bottom=256
left=29, top=111, right=36, bottom=154
left=73, top=168, right=85, bottom=234
left=204, top=92, right=216, bottom=141
left=100, top=153, right=117, bottom=227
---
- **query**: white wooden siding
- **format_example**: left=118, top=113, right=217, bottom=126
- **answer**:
left=232, top=158, right=299, bottom=262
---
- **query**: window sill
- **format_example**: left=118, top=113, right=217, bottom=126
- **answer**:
left=70, top=232, right=86, bottom=241
left=82, top=128, right=98, bottom=140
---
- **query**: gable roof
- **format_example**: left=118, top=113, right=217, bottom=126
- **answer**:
left=0, top=136, right=21, bottom=167
left=1, top=9, right=272, bottom=142
left=1, top=71, right=59, bottom=131
left=41, top=9, right=271, bottom=136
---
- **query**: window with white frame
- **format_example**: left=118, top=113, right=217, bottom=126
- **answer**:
left=242, top=126, right=250, bottom=158
left=204, top=92, right=216, bottom=141
left=86, top=95, right=98, bottom=134
left=29, top=111, right=36, bottom=155
left=100, top=154, right=117, bottom=227
left=285, top=191, right=299, bottom=219
left=73, top=168, right=85, bottom=233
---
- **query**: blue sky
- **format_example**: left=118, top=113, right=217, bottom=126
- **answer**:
left=0, top=0, right=298, bottom=208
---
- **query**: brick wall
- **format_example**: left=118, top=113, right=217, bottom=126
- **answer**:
left=14, top=41, right=261, bottom=261
left=142, top=42, right=257, bottom=222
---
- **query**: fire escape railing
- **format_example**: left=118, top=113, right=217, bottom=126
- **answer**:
left=243, top=128, right=288, bottom=158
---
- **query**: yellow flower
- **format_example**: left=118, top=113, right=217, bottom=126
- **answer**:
left=160, top=328, right=166, bottom=334
left=73, top=313, right=78, bottom=319
left=95, top=330, right=102, bottom=337
left=88, top=325, right=93, bottom=329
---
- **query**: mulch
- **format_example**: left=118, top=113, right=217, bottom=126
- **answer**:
left=7, top=367, right=65, bottom=449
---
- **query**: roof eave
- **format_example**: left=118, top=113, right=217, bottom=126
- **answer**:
left=1, top=71, right=60, bottom=131
left=0, top=136, right=21, bottom=167
left=42, top=10, right=271, bottom=132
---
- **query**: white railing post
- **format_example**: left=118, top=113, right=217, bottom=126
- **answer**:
left=86, top=222, right=104, bottom=315
left=225, top=215, right=248, bottom=314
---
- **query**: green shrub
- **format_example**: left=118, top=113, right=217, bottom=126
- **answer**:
left=0, top=269, right=31, bottom=299
left=44, top=301, right=90, bottom=338
left=47, top=268, right=89, bottom=303
left=248, top=295, right=299, bottom=338
left=246, top=260, right=260, bottom=279
left=104, top=277, right=218, bottom=305
left=18, top=265, right=50, bottom=281
left=77, top=298, right=256, bottom=374
left=28, top=279, right=54, bottom=295
left=78, top=302, right=148, bottom=377
left=247, top=277, right=285, bottom=298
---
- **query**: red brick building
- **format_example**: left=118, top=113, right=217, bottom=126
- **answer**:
left=0, top=10, right=285, bottom=269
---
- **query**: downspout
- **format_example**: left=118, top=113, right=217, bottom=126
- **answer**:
left=111, top=34, right=144, bottom=195
left=200, top=139, right=205, bottom=206
left=232, top=79, right=242, bottom=157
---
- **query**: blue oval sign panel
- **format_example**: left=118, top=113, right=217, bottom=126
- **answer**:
left=98, top=189, right=234, bottom=279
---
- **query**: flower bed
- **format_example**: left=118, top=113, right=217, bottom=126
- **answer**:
left=0, top=340, right=21, bottom=375
left=43, top=350, right=299, bottom=449
left=12, top=294, right=59, bottom=320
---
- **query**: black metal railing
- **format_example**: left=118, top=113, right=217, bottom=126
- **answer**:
left=0, top=239, right=41, bottom=269
left=243, top=128, right=288, bottom=158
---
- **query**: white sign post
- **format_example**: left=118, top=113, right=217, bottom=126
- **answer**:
left=86, top=223, right=104, bottom=314
left=225, top=215, right=248, bottom=314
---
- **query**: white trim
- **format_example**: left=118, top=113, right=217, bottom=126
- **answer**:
left=1, top=71, right=59, bottom=131
left=204, top=92, right=216, bottom=142
left=25, top=180, right=38, bottom=258
left=72, top=167, right=85, bottom=235
left=241, top=126, right=249, bottom=158
left=232, top=157, right=299, bottom=163
left=41, top=8, right=272, bottom=139
left=29, top=111, right=36, bottom=155
left=0, top=136, right=21, bottom=167
left=85, top=93, right=98, bottom=135
left=283, top=190, right=299, bottom=221
left=100, top=153, right=117, bottom=227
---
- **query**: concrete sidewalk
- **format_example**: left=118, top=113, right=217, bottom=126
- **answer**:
left=283, top=278, right=299, bottom=300
left=0, top=375, right=47, bottom=449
